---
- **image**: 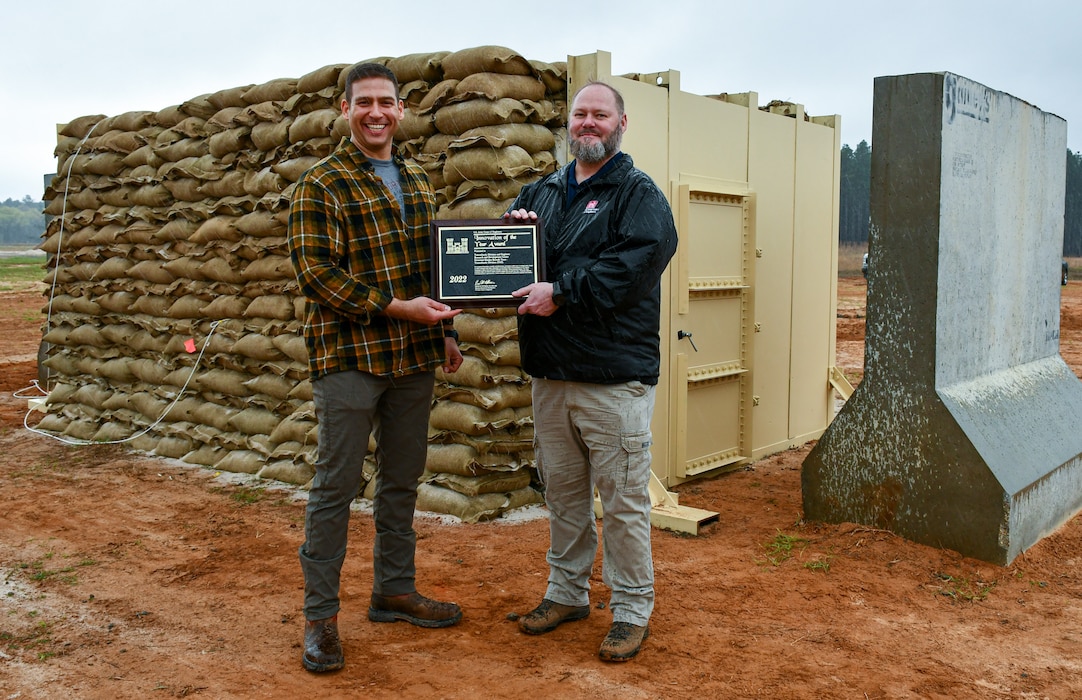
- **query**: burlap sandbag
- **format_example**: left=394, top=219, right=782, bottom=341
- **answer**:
left=154, top=138, right=210, bottom=162
left=269, top=412, right=316, bottom=444
left=193, top=401, right=240, bottom=432
left=237, top=100, right=286, bottom=127
left=228, top=407, right=280, bottom=436
left=435, top=354, right=526, bottom=389
left=196, top=369, right=252, bottom=397
left=231, top=333, right=282, bottom=361
left=93, top=129, right=146, bottom=154
left=127, top=259, right=177, bottom=284
left=273, top=156, right=320, bottom=183
left=449, top=123, right=556, bottom=155
left=443, top=145, right=535, bottom=186
left=72, top=384, right=111, bottom=411
left=205, top=106, right=245, bottom=133
left=122, top=220, right=161, bottom=244
left=190, top=216, right=241, bottom=244
left=452, top=73, right=546, bottom=103
left=251, top=118, right=294, bottom=151
left=272, top=334, right=308, bottom=364
left=130, top=294, right=171, bottom=317
left=244, top=294, right=295, bottom=321
left=529, top=59, right=567, bottom=94
left=66, top=324, right=106, bottom=348
left=238, top=255, right=292, bottom=283
left=123, top=144, right=167, bottom=169
left=182, top=445, right=227, bottom=467
left=212, top=449, right=265, bottom=475
left=30, top=412, right=71, bottom=435
left=209, top=126, right=252, bottom=158
left=415, top=482, right=542, bottom=523
left=287, top=379, right=312, bottom=402
left=453, top=313, right=517, bottom=344
left=400, top=79, right=430, bottom=109
left=429, top=468, right=532, bottom=497
left=128, top=358, right=171, bottom=385
left=458, top=339, right=521, bottom=366
left=450, top=179, right=525, bottom=205
left=62, top=419, right=100, bottom=441
left=428, top=403, right=530, bottom=436
left=160, top=178, right=203, bottom=202
left=298, top=63, right=349, bottom=94
left=387, top=51, right=449, bottom=83
left=440, top=46, right=534, bottom=80
left=243, top=373, right=295, bottom=401
left=425, top=443, right=526, bottom=477
left=199, top=171, right=248, bottom=199
left=413, top=80, right=457, bottom=116
left=199, top=257, right=245, bottom=284
left=434, top=98, right=528, bottom=135
left=258, top=459, right=315, bottom=486
left=84, top=152, right=127, bottom=177
left=154, top=434, right=196, bottom=459
left=91, top=256, right=134, bottom=280
left=243, top=78, right=299, bottom=105
left=92, top=358, right=136, bottom=383
left=437, top=197, right=515, bottom=220
left=59, top=115, right=106, bottom=139
left=90, top=421, right=135, bottom=443
left=397, top=109, right=436, bottom=141
left=159, top=154, right=227, bottom=181
left=434, top=383, right=532, bottom=412
left=167, top=295, right=209, bottom=320
left=243, top=168, right=287, bottom=197
left=288, top=109, right=339, bottom=144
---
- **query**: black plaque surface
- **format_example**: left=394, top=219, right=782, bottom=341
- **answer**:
left=431, top=219, right=544, bottom=307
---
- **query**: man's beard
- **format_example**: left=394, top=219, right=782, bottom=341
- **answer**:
left=569, top=126, right=623, bottom=164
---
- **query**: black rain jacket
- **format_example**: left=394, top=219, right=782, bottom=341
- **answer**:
left=510, top=154, right=678, bottom=385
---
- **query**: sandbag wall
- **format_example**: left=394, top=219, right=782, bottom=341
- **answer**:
left=35, top=46, right=565, bottom=522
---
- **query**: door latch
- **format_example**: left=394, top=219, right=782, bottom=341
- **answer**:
left=677, top=330, right=698, bottom=352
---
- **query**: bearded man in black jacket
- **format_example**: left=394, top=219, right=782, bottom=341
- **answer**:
left=505, top=80, right=678, bottom=663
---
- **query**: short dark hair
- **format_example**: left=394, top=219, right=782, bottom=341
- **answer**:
left=572, top=81, right=625, bottom=118
left=344, top=62, right=399, bottom=102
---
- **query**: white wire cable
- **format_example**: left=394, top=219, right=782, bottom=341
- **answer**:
left=23, top=320, right=221, bottom=446
left=17, top=119, right=224, bottom=448
left=44, top=120, right=103, bottom=342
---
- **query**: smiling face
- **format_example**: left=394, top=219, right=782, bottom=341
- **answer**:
left=342, top=75, right=403, bottom=160
left=568, top=83, right=627, bottom=165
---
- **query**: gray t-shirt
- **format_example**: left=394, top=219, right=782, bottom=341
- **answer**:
left=370, top=157, right=404, bottom=213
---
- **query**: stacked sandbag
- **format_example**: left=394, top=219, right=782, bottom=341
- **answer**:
left=394, top=46, right=567, bottom=219
left=418, top=306, right=542, bottom=522
left=35, top=47, right=564, bottom=522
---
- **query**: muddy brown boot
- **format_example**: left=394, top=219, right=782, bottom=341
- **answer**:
left=302, top=615, right=344, bottom=672
left=598, top=621, right=649, bottom=662
left=368, top=592, right=462, bottom=628
left=518, top=598, right=590, bottom=635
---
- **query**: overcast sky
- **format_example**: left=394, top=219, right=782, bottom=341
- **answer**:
left=1, top=0, right=1078, bottom=201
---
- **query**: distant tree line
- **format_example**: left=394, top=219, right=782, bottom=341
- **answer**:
left=4, top=145, right=1082, bottom=253
left=0, top=197, right=46, bottom=245
left=840, top=142, right=1082, bottom=256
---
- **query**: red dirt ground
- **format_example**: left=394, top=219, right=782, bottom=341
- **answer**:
left=1, top=278, right=1081, bottom=699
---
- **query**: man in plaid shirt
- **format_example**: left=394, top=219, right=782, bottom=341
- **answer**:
left=288, top=62, right=463, bottom=674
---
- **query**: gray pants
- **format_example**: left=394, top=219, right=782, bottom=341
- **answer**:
left=299, top=370, right=434, bottom=621
left=531, top=378, right=656, bottom=627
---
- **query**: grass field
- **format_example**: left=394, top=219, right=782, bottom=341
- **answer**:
left=0, top=255, right=46, bottom=290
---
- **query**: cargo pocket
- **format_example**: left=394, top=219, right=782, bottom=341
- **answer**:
left=619, top=432, right=652, bottom=494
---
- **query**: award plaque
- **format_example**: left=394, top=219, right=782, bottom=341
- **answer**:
left=430, top=219, right=545, bottom=307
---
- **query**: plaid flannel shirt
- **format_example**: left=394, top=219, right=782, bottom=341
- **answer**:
left=287, top=138, right=444, bottom=380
